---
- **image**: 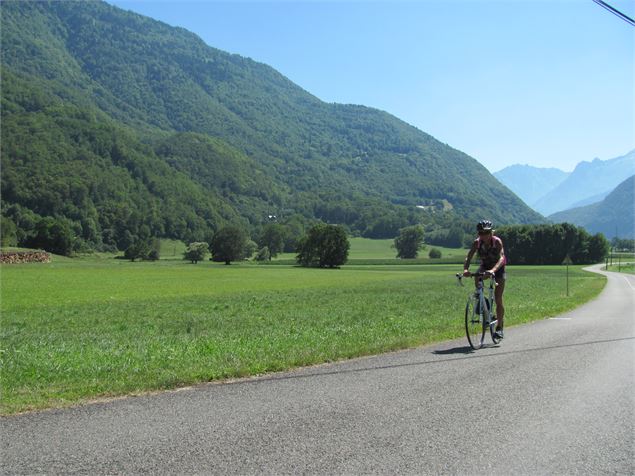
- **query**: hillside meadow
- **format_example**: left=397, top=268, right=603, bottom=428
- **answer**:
left=0, top=246, right=606, bottom=414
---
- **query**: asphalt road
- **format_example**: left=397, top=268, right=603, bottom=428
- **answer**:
left=2, top=265, right=633, bottom=475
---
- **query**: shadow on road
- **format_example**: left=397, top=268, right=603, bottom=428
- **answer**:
left=223, top=336, right=634, bottom=388
left=432, top=346, right=474, bottom=355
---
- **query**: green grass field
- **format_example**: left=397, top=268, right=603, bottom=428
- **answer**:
left=270, top=238, right=466, bottom=264
left=0, top=251, right=606, bottom=414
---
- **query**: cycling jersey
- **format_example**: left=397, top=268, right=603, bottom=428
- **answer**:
left=474, top=235, right=506, bottom=269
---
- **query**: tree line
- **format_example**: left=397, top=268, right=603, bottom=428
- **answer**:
left=611, top=237, right=635, bottom=252
left=185, top=221, right=613, bottom=267
left=495, top=223, right=609, bottom=265
left=180, top=223, right=350, bottom=268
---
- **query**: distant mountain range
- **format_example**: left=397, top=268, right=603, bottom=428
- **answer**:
left=493, top=165, right=569, bottom=208
left=495, top=150, right=635, bottom=216
left=533, top=151, right=635, bottom=216
left=548, top=175, right=634, bottom=239
left=0, top=0, right=542, bottom=251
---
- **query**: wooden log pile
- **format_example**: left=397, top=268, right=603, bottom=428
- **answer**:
left=0, top=251, right=51, bottom=264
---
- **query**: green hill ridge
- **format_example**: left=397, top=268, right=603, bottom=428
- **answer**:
left=548, top=176, right=634, bottom=239
left=1, top=0, right=543, bottom=252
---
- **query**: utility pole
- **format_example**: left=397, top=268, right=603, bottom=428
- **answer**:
left=563, top=254, right=573, bottom=297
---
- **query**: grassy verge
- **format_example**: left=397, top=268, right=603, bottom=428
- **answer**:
left=1, top=261, right=605, bottom=414
left=605, top=263, right=635, bottom=274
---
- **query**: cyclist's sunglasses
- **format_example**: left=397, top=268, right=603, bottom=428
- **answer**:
left=478, top=230, right=492, bottom=235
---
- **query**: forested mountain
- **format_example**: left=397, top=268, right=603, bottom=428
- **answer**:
left=1, top=0, right=543, bottom=252
left=532, top=150, right=635, bottom=216
left=548, top=176, right=634, bottom=239
left=494, top=165, right=569, bottom=208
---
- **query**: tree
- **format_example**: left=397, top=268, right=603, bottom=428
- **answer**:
left=183, top=242, right=209, bottom=264
left=124, top=239, right=150, bottom=261
left=446, top=224, right=466, bottom=248
left=210, top=226, right=249, bottom=265
left=258, top=223, right=285, bottom=259
left=147, top=238, right=161, bottom=261
left=296, top=223, right=349, bottom=268
left=588, top=233, right=609, bottom=263
left=1, top=216, right=18, bottom=247
left=26, top=217, right=75, bottom=256
left=243, top=240, right=258, bottom=260
left=393, top=225, right=425, bottom=259
left=281, top=216, right=307, bottom=252
left=254, top=246, right=271, bottom=261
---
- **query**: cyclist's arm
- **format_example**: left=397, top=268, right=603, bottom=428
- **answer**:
left=488, top=244, right=506, bottom=274
left=463, top=241, right=477, bottom=275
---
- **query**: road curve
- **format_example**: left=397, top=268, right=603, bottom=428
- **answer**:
left=2, top=265, right=633, bottom=474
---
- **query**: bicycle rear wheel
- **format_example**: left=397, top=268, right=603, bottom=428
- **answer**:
left=465, top=296, right=484, bottom=350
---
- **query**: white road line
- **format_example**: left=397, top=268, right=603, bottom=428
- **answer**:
left=549, top=317, right=572, bottom=320
left=623, top=276, right=635, bottom=291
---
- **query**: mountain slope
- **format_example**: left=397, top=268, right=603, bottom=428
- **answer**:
left=0, top=0, right=543, bottom=250
left=494, top=165, right=569, bottom=207
left=548, top=176, right=635, bottom=239
left=532, top=150, right=635, bottom=216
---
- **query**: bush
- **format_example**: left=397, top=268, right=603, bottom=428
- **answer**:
left=429, top=248, right=442, bottom=259
left=296, top=223, right=349, bottom=268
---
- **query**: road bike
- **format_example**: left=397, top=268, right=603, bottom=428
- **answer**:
left=456, top=271, right=501, bottom=350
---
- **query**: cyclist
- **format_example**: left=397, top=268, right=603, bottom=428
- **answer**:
left=463, top=220, right=506, bottom=339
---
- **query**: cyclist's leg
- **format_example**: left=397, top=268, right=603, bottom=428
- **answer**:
left=494, top=270, right=505, bottom=331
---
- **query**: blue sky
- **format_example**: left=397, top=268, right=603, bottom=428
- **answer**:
left=108, top=0, right=634, bottom=172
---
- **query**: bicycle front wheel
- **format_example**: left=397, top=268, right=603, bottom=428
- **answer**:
left=465, top=296, right=484, bottom=350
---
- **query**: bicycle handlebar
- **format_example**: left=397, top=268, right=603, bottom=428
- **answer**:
left=455, top=272, right=497, bottom=286
left=461, top=271, right=493, bottom=278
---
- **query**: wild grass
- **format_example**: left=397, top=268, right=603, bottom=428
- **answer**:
left=0, top=259, right=604, bottom=414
